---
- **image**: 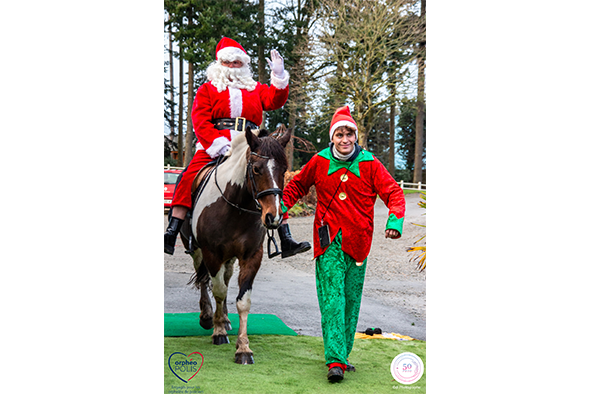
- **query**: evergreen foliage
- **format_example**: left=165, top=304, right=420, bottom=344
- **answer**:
left=396, top=97, right=426, bottom=172
left=164, top=0, right=426, bottom=176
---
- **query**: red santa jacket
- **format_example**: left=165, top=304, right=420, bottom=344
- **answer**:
left=191, top=76, right=289, bottom=158
left=282, top=147, right=405, bottom=262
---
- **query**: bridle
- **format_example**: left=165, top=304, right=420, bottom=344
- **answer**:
left=214, top=150, right=283, bottom=215
left=212, top=146, right=285, bottom=258
left=247, top=151, right=283, bottom=211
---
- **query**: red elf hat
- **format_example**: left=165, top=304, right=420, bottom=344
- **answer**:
left=329, top=106, right=358, bottom=140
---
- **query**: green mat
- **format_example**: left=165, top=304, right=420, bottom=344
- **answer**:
left=164, top=313, right=297, bottom=337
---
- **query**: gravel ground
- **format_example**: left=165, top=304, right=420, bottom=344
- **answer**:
left=164, top=192, right=426, bottom=339
left=280, top=193, right=427, bottom=322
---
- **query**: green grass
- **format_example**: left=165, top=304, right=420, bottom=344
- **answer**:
left=402, top=189, right=425, bottom=195
left=165, top=335, right=425, bottom=394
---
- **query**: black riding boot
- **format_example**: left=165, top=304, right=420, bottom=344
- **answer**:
left=164, top=217, right=184, bottom=255
left=277, top=223, right=311, bottom=258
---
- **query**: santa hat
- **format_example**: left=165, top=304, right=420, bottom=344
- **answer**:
left=215, top=37, right=251, bottom=65
left=329, top=106, right=358, bottom=140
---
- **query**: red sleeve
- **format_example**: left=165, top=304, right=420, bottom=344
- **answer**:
left=258, top=83, right=289, bottom=112
left=191, top=84, right=231, bottom=157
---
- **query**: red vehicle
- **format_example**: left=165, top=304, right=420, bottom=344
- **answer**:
left=164, top=167, right=183, bottom=209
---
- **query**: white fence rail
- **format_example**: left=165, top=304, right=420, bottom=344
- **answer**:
left=399, top=180, right=426, bottom=191
left=165, top=164, right=185, bottom=171
left=165, top=165, right=426, bottom=191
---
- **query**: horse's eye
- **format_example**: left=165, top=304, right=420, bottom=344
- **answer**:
left=252, top=164, right=262, bottom=175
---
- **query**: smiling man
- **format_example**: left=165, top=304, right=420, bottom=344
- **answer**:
left=281, top=105, right=406, bottom=383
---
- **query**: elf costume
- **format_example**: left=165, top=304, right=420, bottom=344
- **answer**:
left=281, top=106, right=405, bottom=379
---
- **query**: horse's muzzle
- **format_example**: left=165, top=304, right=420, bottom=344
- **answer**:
left=264, top=213, right=282, bottom=230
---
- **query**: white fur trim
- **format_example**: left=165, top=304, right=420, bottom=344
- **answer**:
left=330, top=120, right=358, bottom=139
left=228, top=87, right=242, bottom=118
left=270, top=70, right=289, bottom=90
left=195, top=142, right=204, bottom=152
left=206, top=136, right=231, bottom=158
left=216, top=47, right=250, bottom=64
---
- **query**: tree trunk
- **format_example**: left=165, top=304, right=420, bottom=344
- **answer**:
left=168, top=14, right=175, bottom=138
left=178, top=49, right=184, bottom=166
left=286, top=111, right=295, bottom=171
left=356, top=104, right=368, bottom=149
left=334, top=58, right=345, bottom=107
left=184, top=62, right=195, bottom=166
left=357, top=125, right=365, bottom=148
left=388, top=101, right=396, bottom=177
left=412, top=0, right=426, bottom=183
left=184, top=7, right=195, bottom=166
left=258, top=0, right=266, bottom=128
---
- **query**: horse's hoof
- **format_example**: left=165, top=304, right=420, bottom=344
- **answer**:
left=234, top=352, right=254, bottom=365
left=200, top=316, right=213, bottom=330
left=225, top=321, right=232, bottom=331
left=212, top=335, right=230, bottom=345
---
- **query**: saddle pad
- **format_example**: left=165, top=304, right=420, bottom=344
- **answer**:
left=164, top=313, right=297, bottom=337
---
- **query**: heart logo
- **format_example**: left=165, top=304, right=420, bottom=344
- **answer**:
left=168, top=351, right=204, bottom=383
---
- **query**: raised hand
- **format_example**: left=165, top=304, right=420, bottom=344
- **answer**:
left=266, top=49, right=285, bottom=78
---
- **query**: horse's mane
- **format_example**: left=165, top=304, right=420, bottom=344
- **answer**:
left=217, top=129, right=287, bottom=187
left=255, top=134, right=288, bottom=169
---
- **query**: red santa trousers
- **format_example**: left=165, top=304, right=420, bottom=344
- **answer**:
left=170, top=150, right=215, bottom=209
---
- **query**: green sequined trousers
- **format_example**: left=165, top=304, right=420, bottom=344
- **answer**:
left=315, top=231, right=367, bottom=365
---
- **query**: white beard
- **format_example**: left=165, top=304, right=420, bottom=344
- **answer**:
left=206, top=61, right=258, bottom=92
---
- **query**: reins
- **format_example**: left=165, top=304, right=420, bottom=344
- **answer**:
left=213, top=150, right=283, bottom=215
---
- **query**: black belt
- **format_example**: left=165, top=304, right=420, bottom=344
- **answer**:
left=212, top=117, right=259, bottom=132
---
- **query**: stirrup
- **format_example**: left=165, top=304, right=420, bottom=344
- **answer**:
left=267, top=229, right=280, bottom=259
left=183, top=211, right=199, bottom=255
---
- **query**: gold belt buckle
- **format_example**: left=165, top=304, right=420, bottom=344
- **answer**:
left=235, top=117, right=246, bottom=132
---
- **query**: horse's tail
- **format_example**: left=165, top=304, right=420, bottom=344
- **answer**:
left=187, top=260, right=210, bottom=290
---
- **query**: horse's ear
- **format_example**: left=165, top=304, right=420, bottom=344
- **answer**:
left=277, top=128, right=292, bottom=148
left=245, top=126, right=260, bottom=151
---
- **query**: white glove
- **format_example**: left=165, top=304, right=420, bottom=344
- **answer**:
left=219, top=144, right=231, bottom=157
left=266, top=49, right=285, bottom=78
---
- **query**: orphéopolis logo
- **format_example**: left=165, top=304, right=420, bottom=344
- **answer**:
left=168, top=352, right=204, bottom=383
left=390, top=352, right=424, bottom=385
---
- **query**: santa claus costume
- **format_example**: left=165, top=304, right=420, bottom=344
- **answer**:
left=164, top=37, right=310, bottom=257
left=281, top=106, right=406, bottom=382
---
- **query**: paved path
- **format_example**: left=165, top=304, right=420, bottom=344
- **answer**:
left=164, top=193, right=426, bottom=340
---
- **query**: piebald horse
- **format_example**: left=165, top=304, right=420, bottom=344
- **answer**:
left=179, top=126, right=291, bottom=364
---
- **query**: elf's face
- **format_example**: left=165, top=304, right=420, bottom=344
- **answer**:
left=332, top=126, right=357, bottom=155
